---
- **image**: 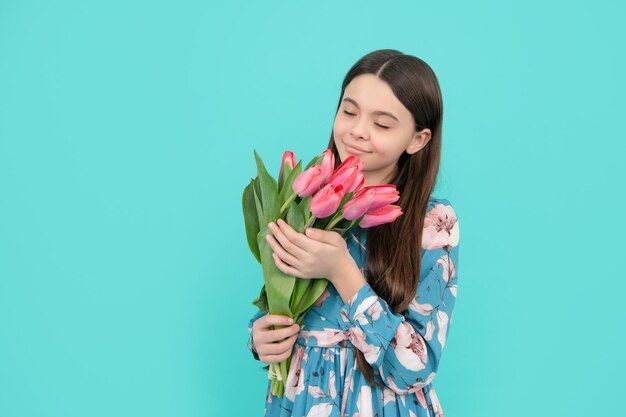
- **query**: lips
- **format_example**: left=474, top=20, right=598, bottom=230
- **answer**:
left=345, top=143, right=370, bottom=153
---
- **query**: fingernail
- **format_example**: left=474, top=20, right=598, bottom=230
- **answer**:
left=288, top=318, right=294, bottom=324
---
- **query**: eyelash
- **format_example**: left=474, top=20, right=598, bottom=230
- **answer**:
left=343, top=110, right=389, bottom=129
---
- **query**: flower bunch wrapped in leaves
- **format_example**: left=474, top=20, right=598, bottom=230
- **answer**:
left=242, top=148, right=403, bottom=398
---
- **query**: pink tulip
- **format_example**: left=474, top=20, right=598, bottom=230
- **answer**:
left=342, top=187, right=376, bottom=220
left=359, top=204, right=403, bottom=228
left=328, top=156, right=363, bottom=182
left=350, top=172, right=365, bottom=193
left=310, top=183, right=346, bottom=218
left=329, top=167, right=362, bottom=194
left=327, top=156, right=364, bottom=193
left=364, top=185, right=400, bottom=211
left=292, top=164, right=324, bottom=198
left=279, top=150, right=296, bottom=179
left=319, top=149, right=335, bottom=184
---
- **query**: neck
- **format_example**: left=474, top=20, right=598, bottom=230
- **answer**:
left=362, top=166, right=397, bottom=188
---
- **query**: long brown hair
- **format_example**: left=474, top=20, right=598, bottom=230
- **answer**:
left=327, top=49, right=444, bottom=388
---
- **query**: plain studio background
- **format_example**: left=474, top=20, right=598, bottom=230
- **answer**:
left=0, top=1, right=624, bottom=416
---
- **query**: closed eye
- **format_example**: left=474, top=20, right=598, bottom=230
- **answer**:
left=343, top=110, right=389, bottom=129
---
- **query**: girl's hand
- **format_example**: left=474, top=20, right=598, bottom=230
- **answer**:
left=252, top=314, right=301, bottom=364
left=265, top=218, right=350, bottom=282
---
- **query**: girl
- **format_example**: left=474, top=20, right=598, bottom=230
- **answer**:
left=247, top=49, right=460, bottom=417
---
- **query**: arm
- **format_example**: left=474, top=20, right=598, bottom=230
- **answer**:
left=337, top=203, right=460, bottom=394
left=247, top=309, right=269, bottom=361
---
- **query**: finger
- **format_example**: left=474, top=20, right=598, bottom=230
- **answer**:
left=272, top=252, right=305, bottom=279
left=260, top=334, right=299, bottom=356
left=305, top=228, right=343, bottom=247
left=270, top=323, right=300, bottom=342
left=261, top=346, right=295, bottom=364
left=272, top=220, right=311, bottom=254
left=276, top=332, right=300, bottom=347
left=265, top=323, right=299, bottom=343
left=262, top=332, right=299, bottom=355
left=255, top=315, right=294, bottom=333
left=269, top=222, right=308, bottom=258
left=257, top=332, right=297, bottom=356
left=265, top=315, right=296, bottom=327
left=257, top=320, right=299, bottom=342
left=265, top=234, right=301, bottom=269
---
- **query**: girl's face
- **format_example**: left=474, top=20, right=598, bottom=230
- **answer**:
left=333, top=73, right=432, bottom=187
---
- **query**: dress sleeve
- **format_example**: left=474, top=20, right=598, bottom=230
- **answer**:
left=247, top=309, right=269, bottom=361
left=337, top=200, right=460, bottom=394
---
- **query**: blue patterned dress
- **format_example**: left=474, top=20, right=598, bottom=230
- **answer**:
left=247, top=197, right=460, bottom=417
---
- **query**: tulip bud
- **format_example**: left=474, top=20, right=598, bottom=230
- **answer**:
left=310, top=183, right=346, bottom=218
left=293, top=164, right=324, bottom=198
left=342, top=188, right=376, bottom=220
left=348, top=172, right=364, bottom=193
left=326, top=156, right=365, bottom=193
left=279, top=150, right=296, bottom=181
left=359, top=204, right=403, bottom=228
left=327, top=156, right=364, bottom=187
left=364, top=185, right=400, bottom=212
left=319, top=149, right=335, bottom=184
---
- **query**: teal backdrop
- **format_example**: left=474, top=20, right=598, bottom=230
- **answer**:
left=1, top=1, right=624, bottom=416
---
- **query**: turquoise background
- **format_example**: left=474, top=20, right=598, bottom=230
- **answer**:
left=1, top=1, right=624, bottom=416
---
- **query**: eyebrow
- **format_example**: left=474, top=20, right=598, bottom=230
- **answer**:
left=342, top=97, right=399, bottom=122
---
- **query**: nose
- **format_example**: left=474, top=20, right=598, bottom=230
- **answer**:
left=350, top=117, right=370, bottom=140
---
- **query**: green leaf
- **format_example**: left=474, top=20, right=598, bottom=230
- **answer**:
left=277, top=160, right=293, bottom=194
left=253, top=174, right=263, bottom=206
left=253, top=180, right=265, bottom=230
left=254, top=149, right=280, bottom=224
left=290, top=279, right=312, bottom=322
left=298, top=196, right=311, bottom=220
left=242, top=179, right=261, bottom=264
left=285, top=200, right=305, bottom=233
left=316, top=215, right=331, bottom=229
left=252, top=284, right=268, bottom=311
left=294, top=278, right=330, bottom=320
left=257, top=225, right=295, bottom=317
left=284, top=200, right=309, bottom=314
left=278, top=160, right=302, bottom=209
left=291, top=281, right=313, bottom=323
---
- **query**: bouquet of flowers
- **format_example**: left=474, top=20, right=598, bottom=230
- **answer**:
left=242, top=148, right=403, bottom=398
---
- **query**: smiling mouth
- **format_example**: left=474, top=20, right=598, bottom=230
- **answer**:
left=345, top=143, right=370, bottom=153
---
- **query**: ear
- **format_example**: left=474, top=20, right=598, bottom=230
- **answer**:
left=406, top=128, right=432, bottom=155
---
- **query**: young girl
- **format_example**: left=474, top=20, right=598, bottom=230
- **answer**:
left=247, top=49, right=460, bottom=417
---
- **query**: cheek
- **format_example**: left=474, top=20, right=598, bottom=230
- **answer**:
left=333, top=118, right=350, bottom=136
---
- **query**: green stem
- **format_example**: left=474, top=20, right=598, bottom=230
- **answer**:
left=280, top=192, right=298, bottom=216
left=269, top=361, right=286, bottom=398
left=270, top=363, right=281, bottom=396
left=304, top=215, right=317, bottom=230
left=280, top=359, right=288, bottom=385
left=325, top=212, right=345, bottom=230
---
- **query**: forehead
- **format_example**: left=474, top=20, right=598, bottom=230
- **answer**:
left=343, top=74, right=406, bottom=117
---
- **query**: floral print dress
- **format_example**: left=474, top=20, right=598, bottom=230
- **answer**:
left=247, top=197, right=460, bottom=417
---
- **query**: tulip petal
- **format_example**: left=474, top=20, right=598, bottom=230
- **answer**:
left=293, top=164, right=324, bottom=198
left=359, top=204, right=403, bottom=228
left=310, top=183, right=346, bottom=218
